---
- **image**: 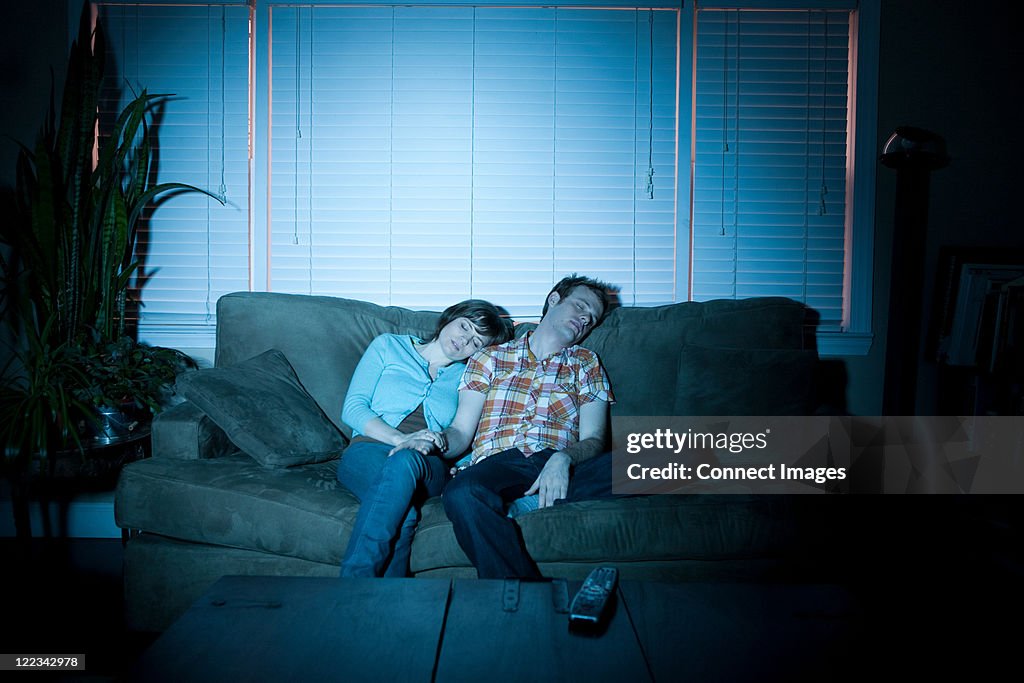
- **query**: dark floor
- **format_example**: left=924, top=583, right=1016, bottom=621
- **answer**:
left=2, top=537, right=157, bottom=682
left=2, top=496, right=1023, bottom=681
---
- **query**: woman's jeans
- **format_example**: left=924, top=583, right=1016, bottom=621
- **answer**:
left=336, top=440, right=449, bottom=577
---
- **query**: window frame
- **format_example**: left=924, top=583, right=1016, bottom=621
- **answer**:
left=690, top=0, right=877, bottom=355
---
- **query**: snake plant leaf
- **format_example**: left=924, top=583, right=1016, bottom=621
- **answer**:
left=27, top=144, right=61, bottom=307
left=96, top=103, right=132, bottom=180
left=54, top=1, right=89, bottom=187
left=115, top=262, right=140, bottom=292
left=30, top=149, right=55, bottom=240
left=111, top=193, right=130, bottom=273
left=99, top=90, right=148, bottom=183
left=98, top=190, right=129, bottom=339
left=63, top=12, right=101, bottom=235
left=127, top=182, right=225, bottom=231
left=130, top=123, right=153, bottom=209
left=13, top=141, right=36, bottom=214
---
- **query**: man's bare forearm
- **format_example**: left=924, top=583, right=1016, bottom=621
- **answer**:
left=441, top=424, right=475, bottom=460
left=438, top=390, right=486, bottom=460
left=559, top=436, right=605, bottom=466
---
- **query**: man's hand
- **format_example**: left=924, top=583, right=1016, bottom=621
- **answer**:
left=526, top=452, right=571, bottom=508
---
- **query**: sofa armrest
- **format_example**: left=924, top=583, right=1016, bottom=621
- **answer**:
left=152, top=401, right=235, bottom=460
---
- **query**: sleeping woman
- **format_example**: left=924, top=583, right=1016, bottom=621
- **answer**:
left=336, top=299, right=512, bottom=577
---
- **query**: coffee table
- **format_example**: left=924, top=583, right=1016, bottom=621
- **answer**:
left=131, top=576, right=859, bottom=682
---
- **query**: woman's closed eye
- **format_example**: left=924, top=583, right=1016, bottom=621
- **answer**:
left=462, top=321, right=486, bottom=349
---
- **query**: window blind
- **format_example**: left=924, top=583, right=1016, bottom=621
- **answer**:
left=97, top=3, right=250, bottom=343
left=269, top=5, right=679, bottom=318
left=692, top=9, right=851, bottom=329
left=86, top=1, right=873, bottom=350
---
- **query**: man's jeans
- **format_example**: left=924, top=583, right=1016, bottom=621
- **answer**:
left=442, top=448, right=614, bottom=579
left=336, top=440, right=449, bottom=577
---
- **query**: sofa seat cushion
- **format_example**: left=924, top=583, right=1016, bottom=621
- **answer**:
left=409, top=494, right=807, bottom=574
left=116, top=455, right=355, bottom=565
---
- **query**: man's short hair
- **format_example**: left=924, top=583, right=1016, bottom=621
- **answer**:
left=541, top=273, right=616, bottom=322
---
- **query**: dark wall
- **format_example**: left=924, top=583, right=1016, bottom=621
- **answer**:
left=0, top=0, right=68, bottom=367
left=845, top=0, right=1024, bottom=414
left=0, top=0, right=68, bottom=187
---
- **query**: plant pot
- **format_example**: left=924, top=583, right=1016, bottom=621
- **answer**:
left=85, top=405, right=143, bottom=445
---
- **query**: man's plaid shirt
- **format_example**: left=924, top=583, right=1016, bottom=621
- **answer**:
left=459, top=332, right=613, bottom=465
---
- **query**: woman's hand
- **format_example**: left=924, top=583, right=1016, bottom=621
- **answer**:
left=388, top=430, right=444, bottom=457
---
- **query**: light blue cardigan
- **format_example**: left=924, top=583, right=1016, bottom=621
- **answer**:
left=341, top=334, right=465, bottom=437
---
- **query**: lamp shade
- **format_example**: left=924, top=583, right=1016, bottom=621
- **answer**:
left=881, top=126, right=949, bottom=170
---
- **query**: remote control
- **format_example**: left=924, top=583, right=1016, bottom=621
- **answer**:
left=569, top=566, right=618, bottom=625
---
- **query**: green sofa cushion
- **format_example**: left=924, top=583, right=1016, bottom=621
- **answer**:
left=151, top=401, right=235, bottom=461
left=675, top=345, right=817, bottom=416
left=176, top=349, right=346, bottom=468
left=116, top=456, right=810, bottom=574
left=580, top=297, right=807, bottom=417
left=215, top=293, right=441, bottom=439
left=409, top=494, right=806, bottom=574
left=116, top=455, right=355, bottom=565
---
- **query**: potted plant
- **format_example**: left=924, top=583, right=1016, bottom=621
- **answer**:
left=0, top=2, right=221, bottom=534
left=0, top=312, right=91, bottom=537
left=0, top=314, right=90, bottom=470
left=65, top=335, right=198, bottom=444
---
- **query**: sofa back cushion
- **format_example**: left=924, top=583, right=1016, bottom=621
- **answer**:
left=216, top=293, right=440, bottom=438
left=674, top=345, right=817, bottom=416
left=213, top=292, right=810, bottom=434
left=581, top=297, right=808, bottom=418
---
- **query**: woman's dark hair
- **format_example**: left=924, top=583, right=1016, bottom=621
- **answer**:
left=429, top=299, right=513, bottom=345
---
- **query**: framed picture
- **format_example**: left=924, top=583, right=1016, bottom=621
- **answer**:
left=931, top=246, right=1024, bottom=367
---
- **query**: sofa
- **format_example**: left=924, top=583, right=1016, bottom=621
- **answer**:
left=115, top=291, right=835, bottom=632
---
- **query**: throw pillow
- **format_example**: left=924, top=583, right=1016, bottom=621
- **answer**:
left=674, top=345, right=817, bottom=416
left=176, top=349, right=347, bottom=468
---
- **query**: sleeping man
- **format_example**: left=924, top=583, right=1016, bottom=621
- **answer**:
left=423, top=274, right=617, bottom=579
